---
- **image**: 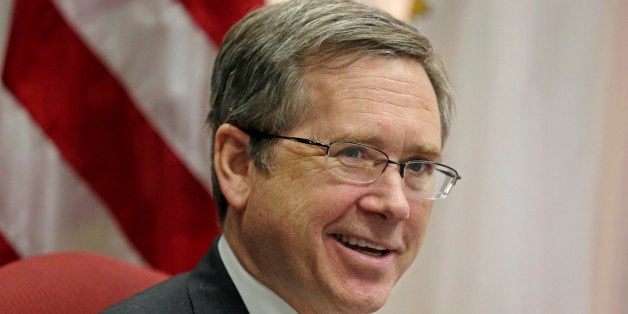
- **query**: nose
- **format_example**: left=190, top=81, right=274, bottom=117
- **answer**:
left=357, top=164, right=411, bottom=222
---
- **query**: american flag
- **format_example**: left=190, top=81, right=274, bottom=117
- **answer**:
left=0, top=0, right=262, bottom=274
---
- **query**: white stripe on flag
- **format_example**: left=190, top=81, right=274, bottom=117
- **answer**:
left=52, top=0, right=217, bottom=191
left=0, top=84, right=145, bottom=264
left=0, top=0, right=13, bottom=70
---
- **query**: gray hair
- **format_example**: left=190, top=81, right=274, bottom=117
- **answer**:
left=208, top=0, right=454, bottom=220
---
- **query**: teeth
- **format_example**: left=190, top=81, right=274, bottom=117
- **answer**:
left=335, top=234, right=386, bottom=251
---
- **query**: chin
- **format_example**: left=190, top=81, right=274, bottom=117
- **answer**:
left=323, top=281, right=393, bottom=314
left=314, top=237, right=402, bottom=313
left=334, top=294, right=388, bottom=314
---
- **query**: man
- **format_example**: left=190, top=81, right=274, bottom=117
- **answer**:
left=105, top=0, right=460, bottom=312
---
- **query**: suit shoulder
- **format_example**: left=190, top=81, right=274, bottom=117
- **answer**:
left=102, top=273, right=192, bottom=313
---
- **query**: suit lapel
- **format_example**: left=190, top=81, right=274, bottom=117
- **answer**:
left=186, top=236, right=249, bottom=313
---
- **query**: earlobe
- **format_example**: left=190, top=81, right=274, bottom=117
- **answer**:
left=214, top=124, right=251, bottom=211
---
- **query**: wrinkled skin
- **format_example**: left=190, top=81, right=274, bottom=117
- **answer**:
left=218, top=55, right=441, bottom=313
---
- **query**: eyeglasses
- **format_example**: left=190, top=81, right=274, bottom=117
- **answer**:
left=246, top=129, right=461, bottom=200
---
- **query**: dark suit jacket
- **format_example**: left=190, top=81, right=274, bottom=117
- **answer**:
left=103, top=237, right=248, bottom=313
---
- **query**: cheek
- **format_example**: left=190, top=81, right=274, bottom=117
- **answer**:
left=275, top=158, right=357, bottom=213
left=405, top=202, right=433, bottom=252
left=247, top=165, right=335, bottom=231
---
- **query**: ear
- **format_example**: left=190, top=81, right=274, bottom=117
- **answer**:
left=214, top=124, right=252, bottom=211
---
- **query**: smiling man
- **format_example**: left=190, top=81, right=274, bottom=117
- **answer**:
left=105, top=0, right=460, bottom=313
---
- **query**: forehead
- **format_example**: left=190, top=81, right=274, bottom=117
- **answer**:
left=300, top=55, right=442, bottom=157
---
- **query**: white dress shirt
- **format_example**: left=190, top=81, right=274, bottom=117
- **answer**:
left=218, top=236, right=298, bottom=314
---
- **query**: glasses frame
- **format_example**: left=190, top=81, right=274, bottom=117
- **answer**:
left=244, top=129, right=461, bottom=200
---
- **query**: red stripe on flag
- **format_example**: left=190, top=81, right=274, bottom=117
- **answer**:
left=0, top=232, right=20, bottom=266
left=177, top=0, right=264, bottom=45
left=2, top=0, right=218, bottom=273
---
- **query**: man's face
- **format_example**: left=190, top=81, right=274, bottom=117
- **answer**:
left=239, top=55, right=441, bottom=313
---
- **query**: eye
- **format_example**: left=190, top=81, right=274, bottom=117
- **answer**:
left=335, top=145, right=368, bottom=161
left=329, top=142, right=382, bottom=167
left=405, top=161, right=433, bottom=174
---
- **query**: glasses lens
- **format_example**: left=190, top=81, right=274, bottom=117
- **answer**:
left=403, top=162, right=456, bottom=199
left=325, top=142, right=387, bottom=183
left=324, top=142, right=458, bottom=200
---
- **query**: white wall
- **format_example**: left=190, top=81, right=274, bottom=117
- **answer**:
left=381, top=1, right=627, bottom=313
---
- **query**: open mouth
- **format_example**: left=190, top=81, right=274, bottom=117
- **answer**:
left=333, top=234, right=390, bottom=257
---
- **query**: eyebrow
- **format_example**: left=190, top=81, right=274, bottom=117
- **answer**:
left=411, top=144, right=441, bottom=161
left=331, top=134, right=442, bottom=161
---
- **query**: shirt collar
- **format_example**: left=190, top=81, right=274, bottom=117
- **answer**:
left=218, top=236, right=298, bottom=314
